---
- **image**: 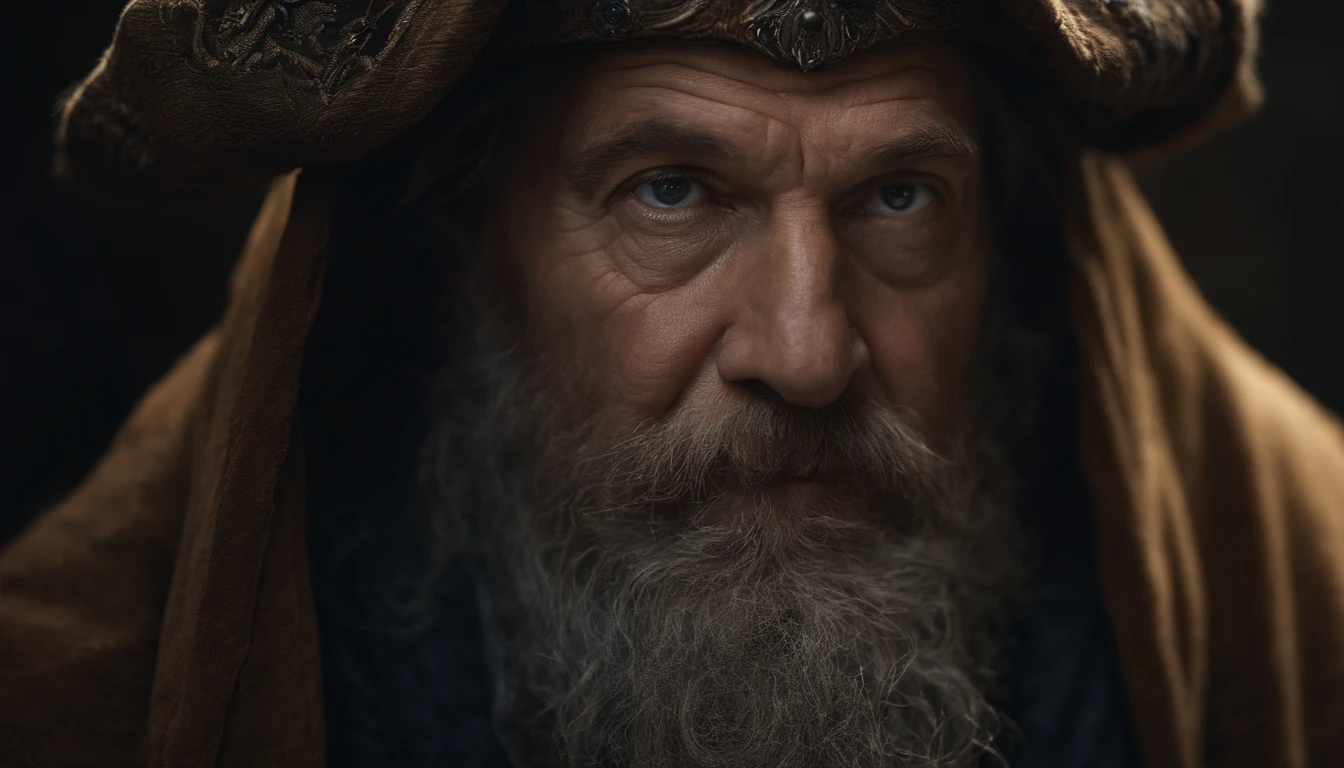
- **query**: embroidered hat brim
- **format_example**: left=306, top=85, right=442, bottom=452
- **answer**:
left=57, top=0, right=1262, bottom=208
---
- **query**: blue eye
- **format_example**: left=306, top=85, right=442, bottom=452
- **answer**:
left=871, top=183, right=933, bottom=216
left=634, top=177, right=703, bottom=210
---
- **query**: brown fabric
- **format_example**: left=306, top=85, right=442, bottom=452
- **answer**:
left=3, top=157, right=1343, bottom=768
left=500, top=0, right=1262, bottom=150
left=0, top=172, right=331, bottom=767
left=57, top=0, right=511, bottom=208
left=56, top=0, right=1261, bottom=208
left=142, top=170, right=329, bottom=767
left=998, top=0, right=1263, bottom=152
left=6, top=2, right=1341, bottom=766
left=1065, top=153, right=1344, bottom=766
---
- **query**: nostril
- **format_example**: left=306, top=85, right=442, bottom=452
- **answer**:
left=716, top=303, right=858, bottom=410
left=733, top=379, right=776, bottom=400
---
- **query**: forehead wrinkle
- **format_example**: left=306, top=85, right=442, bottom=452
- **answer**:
left=581, top=49, right=973, bottom=147
left=818, top=103, right=978, bottom=159
left=574, top=83, right=794, bottom=171
left=585, top=69, right=792, bottom=132
left=790, top=108, right=975, bottom=194
left=830, top=69, right=969, bottom=111
left=611, top=83, right=783, bottom=123
left=769, top=63, right=977, bottom=180
left=779, top=63, right=973, bottom=133
left=592, top=38, right=967, bottom=96
left=759, top=117, right=807, bottom=188
left=597, top=60, right=792, bottom=106
left=560, top=43, right=977, bottom=198
left=594, top=60, right=959, bottom=121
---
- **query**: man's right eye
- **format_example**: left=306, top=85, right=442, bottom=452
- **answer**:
left=634, top=177, right=703, bottom=210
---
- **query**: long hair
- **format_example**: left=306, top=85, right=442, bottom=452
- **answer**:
left=303, top=40, right=1069, bottom=768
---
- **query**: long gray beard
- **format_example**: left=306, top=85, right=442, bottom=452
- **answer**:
left=423, top=305, right=1033, bottom=768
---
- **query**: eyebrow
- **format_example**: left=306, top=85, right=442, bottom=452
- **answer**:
left=565, top=118, right=979, bottom=198
left=867, top=123, right=979, bottom=167
left=567, top=121, right=735, bottom=199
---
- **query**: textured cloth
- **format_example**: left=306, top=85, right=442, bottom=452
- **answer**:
left=3, top=149, right=1342, bottom=768
left=56, top=0, right=1261, bottom=207
left=5, top=1, right=1344, bottom=766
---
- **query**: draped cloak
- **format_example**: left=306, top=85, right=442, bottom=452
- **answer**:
left=2, top=1, right=1342, bottom=766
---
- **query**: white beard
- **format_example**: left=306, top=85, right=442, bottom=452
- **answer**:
left=424, top=345, right=1024, bottom=768
left=493, top=493, right=1020, bottom=768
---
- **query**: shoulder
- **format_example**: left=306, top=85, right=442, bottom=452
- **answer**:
left=1192, top=328, right=1344, bottom=764
left=0, top=333, right=220, bottom=767
left=1200, top=331, right=1344, bottom=539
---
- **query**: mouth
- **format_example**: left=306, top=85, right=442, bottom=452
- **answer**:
left=775, top=472, right=826, bottom=487
left=686, top=471, right=873, bottom=526
left=728, top=471, right=846, bottom=501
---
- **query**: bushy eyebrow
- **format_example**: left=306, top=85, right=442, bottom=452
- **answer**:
left=567, top=121, right=734, bottom=199
left=867, top=123, right=979, bottom=166
left=565, top=118, right=979, bottom=198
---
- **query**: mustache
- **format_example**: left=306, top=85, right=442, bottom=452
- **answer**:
left=575, top=389, right=952, bottom=507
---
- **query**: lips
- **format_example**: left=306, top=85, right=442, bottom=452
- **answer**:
left=721, top=471, right=859, bottom=506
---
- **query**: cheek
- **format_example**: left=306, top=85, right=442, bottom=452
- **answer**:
left=852, top=225, right=990, bottom=440
left=517, top=208, right=731, bottom=433
left=597, top=290, right=726, bottom=430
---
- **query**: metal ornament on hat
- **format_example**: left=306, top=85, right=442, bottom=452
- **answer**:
left=211, top=0, right=422, bottom=100
left=501, top=0, right=956, bottom=68
left=749, top=0, right=861, bottom=71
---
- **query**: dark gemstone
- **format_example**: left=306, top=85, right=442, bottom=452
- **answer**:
left=799, top=9, right=824, bottom=32
left=601, top=1, right=630, bottom=26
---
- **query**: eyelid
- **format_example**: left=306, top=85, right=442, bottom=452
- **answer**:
left=841, top=173, right=948, bottom=217
left=609, top=166, right=725, bottom=206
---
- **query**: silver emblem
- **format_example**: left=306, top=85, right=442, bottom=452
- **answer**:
left=748, top=0, right=860, bottom=71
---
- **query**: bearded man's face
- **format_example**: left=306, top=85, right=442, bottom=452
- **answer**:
left=429, top=39, right=1027, bottom=767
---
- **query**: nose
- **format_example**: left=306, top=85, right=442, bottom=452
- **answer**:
left=716, top=206, right=869, bottom=409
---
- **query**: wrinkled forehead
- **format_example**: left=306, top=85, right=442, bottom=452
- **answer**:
left=544, top=39, right=981, bottom=153
left=574, top=38, right=976, bottom=96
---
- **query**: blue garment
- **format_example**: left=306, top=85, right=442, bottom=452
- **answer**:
left=995, top=338, right=1139, bottom=768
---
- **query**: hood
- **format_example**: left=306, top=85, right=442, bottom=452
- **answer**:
left=56, top=0, right=1262, bottom=208
left=13, top=2, right=1344, bottom=768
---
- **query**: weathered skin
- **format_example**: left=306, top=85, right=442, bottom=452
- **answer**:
left=488, top=41, right=991, bottom=451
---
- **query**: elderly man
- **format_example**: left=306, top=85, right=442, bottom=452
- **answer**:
left=2, top=1, right=1342, bottom=767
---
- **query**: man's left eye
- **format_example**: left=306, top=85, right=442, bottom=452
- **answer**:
left=634, top=177, right=703, bottom=210
left=869, top=182, right=934, bottom=216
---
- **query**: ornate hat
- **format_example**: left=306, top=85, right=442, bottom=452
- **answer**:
left=58, top=0, right=1262, bottom=207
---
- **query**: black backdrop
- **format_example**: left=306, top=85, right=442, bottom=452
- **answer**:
left=3, top=2, right=1341, bottom=542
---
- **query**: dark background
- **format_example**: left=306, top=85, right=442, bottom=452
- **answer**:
left=3, top=3, right=1341, bottom=543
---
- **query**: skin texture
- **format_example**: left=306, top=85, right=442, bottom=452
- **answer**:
left=439, top=41, right=1022, bottom=766
left=487, top=39, right=991, bottom=454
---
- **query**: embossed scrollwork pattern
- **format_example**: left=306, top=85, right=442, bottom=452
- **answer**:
left=499, top=0, right=959, bottom=70
left=745, top=0, right=962, bottom=70
left=747, top=0, right=860, bottom=70
left=209, top=0, right=423, bottom=100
